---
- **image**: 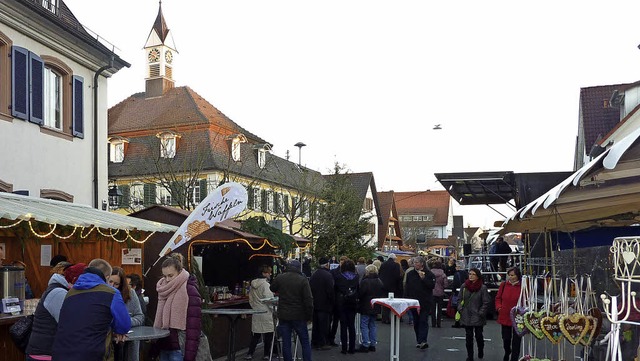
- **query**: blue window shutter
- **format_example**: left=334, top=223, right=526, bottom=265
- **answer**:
left=29, top=52, right=44, bottom=125
left=72, top=75, right=84, bottom=138
left=11, top=46, right=28, bottom=120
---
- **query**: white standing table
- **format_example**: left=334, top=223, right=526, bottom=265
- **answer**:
left=371, top=297, right=420, bottom=361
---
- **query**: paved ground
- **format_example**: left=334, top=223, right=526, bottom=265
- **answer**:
left=219, top=317, right=507, bottom=361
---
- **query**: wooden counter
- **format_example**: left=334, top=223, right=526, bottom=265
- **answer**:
left=0, top=313, right=26, bottom=361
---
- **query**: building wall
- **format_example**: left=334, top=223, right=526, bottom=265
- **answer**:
left=0, top=13, right=110, bottom=207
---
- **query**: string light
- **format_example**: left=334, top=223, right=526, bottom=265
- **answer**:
left=188, top=238, right=280, bottom=266
left=0, top=219, right=23, bottom=229
left=28, top=220, right=56, bottom=238
left=0, top=217, right=153, bottom=244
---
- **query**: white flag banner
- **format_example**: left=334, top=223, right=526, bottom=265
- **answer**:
left=158, top=182, right=248, bottom=257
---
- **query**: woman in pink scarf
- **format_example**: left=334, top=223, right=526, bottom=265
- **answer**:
left=153, top=253, right=203, bottom=361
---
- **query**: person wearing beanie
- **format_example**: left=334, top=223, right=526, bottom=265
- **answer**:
left=309, top=256, right=334, bottom=351
left=52, top=259, right=130, bottom=361
left=63, top=263, right=86, bottom=286
left=270, top=259, right=313, bottom=361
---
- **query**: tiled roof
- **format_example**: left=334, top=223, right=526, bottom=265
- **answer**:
left=323, top=172, right=382, bottom=224
left=394, top=191, right=450, bottom=226
left=108, top=87, right=323, bottom=191
left=109, top=86, right=265, bottom=143
left=579, top=84, right=626, bottom=154
left=14, top=0, right=129, bottom=69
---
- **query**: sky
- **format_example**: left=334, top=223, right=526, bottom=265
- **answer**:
left=64, top=0, right=640, bottom=228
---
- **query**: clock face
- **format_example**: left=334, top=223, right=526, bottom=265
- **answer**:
left=165, top=50, right=173, bottom=64
left=148, top=48, right=160, bottom=63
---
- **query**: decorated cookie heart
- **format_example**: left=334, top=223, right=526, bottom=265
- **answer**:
left=540, top=314, right=563, bottom=344
left=524, top=310, right=546, bottom=339
left=510, top=306, right=529, bottom=336
left=588, top=308, right=603, bottom=339
left=559, top=313, right=589, bottom=345
left=579, top=315, right=598, bottom=346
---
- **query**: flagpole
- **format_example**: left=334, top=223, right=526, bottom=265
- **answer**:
left=144, top=255, right=163, bottom=277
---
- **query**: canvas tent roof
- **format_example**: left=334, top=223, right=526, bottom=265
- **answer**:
left=0, top=192, right=176, bottom=233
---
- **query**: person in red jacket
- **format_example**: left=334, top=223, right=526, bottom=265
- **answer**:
left=494, top=267, right=522, bottom=361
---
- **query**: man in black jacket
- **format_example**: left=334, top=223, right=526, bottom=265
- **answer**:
left=270, top=259, right=313, bottom=361
left=378, top=253, right=403, bottom=323
left=405, top=256, right=436, bottom=349
left=309, top=257, right=334, bottom=350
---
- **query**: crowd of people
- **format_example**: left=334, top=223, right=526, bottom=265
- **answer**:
left=17, top=250, right=523, bottom=361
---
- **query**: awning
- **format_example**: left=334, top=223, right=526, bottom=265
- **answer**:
left=503, top=127, right=640, bottom=233
left=0, top=192, right=176, bottom=233
left=435, top=171, right=516, bottom=205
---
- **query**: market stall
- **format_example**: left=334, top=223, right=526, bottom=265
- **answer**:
left=131, top=205, right=279, bottom=359
left=0, top=192, right=177, bottom=361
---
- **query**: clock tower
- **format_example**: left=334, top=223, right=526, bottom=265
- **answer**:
left=144, top=1, right=177, bottom=97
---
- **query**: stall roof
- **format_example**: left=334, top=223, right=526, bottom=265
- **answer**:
left=435, top=171, right=516, bottom=205
left=503, top=127, right=640, bottom=233
left=0, top=192, right=176, bottom=233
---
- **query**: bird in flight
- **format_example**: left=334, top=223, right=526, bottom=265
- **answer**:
left=433, top=124, right=442, bottom=130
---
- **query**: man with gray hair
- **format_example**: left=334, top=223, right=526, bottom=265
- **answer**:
left=404, top=256, right=436, bottom=349
left=52, top=258, right=130, bottom=361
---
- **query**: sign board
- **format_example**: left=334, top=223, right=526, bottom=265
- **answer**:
left=122, top=248, right=142, bottom=265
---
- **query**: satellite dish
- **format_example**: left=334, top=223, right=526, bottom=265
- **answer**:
left=433, top=124, right=442, bottom=130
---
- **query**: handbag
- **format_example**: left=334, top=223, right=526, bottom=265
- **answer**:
left=9, top=314, right=34, bottom=353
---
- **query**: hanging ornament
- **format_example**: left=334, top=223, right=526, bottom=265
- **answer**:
left=511, top=306, right=529, bottom=337
left=540, top=314, right=563, bottom=344
left=559, top=313, right=589, bottom=345
left=524, top=310, right=546, bottom=340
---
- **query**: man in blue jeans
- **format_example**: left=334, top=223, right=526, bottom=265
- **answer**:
left=270, top=259, right=314, bottom=361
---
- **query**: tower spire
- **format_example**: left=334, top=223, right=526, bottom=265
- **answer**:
left=144, top=1, right=177, bottom=97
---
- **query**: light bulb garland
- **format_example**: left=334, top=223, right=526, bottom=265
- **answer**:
left=0, top=217, right=155, bottom=244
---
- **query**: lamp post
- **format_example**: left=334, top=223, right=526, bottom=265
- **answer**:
left=108, top=184, right=123, bottom=209
left=294, top=142, right=306, bottom=166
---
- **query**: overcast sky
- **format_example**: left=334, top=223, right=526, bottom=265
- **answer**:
left=65, top=0, right=640, bottom=227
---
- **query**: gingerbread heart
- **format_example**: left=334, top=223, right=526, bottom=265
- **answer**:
left=524, top=310, right=546, bottom=339
left=589, top=308, right=603, bottom=338
left=510, top=306, right=529, bottom=336
left=559, top=313, right=589, bottom=345
left=540, top=314, right=563, bottom=344
left=579, top=315, right=598, bottom=346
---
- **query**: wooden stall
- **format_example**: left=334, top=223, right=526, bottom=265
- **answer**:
left=131, top=205, right=279, bottom=359
left=0, top=193, right=176, bottom=361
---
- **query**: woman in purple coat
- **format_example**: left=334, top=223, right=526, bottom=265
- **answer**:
left=153, top=253, right=205, bottom=361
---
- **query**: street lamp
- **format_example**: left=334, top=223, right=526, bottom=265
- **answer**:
left=294, top=142, right=306, bottom=166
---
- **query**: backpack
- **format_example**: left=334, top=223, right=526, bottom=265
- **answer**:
left=343, top=287, right=358, bottom=305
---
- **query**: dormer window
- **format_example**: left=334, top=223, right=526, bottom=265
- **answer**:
left=42, top=0, right=58, bottom=14
left=255, top=144, right=272, bottom=169
left=108, top=137, right=129, bottom=163
left=157, top=131, right=180, bottom=159
left=226, top=134, right=247, bottom=162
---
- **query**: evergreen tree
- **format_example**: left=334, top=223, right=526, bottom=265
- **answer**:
left=313, top=163, right=376, bottom=261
